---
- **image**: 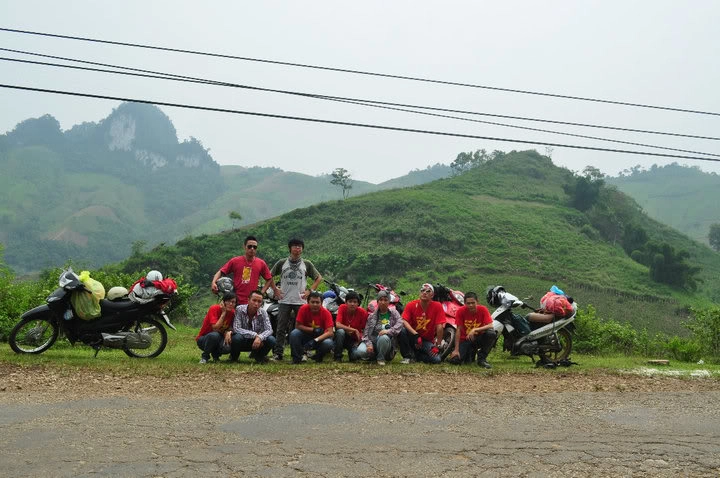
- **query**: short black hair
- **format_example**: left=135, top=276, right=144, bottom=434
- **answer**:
left=222, top=292, right=237, bottom=302
left=464, top=292, right=478, bottom=301
left=248, top=290, right=263, bottom=300
left=307, top=290, right=322, bottom=301
left=244, top=235, right=258, bottom=245
left=345, top=291, right=360, bottom=303
left=288, top=237, right=305, bottom=250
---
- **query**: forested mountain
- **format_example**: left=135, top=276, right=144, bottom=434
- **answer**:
left=0, top=105, right=451, bottom=274
left=121, top=151, right=720, bottom=335
left=607, top=163, right=720, bottom=246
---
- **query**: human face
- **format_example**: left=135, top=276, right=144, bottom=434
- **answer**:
left=346, top=298, right=359, bottom=313
left=308, top=296, right=321, bottom=312
left=377, top=296, right=389, bottom=313
left=247, top=292, right=263, bottom=315
left=290, top=244, right=303, bottom=259
left=419, top=287, right=433, bottom=301
left=465, top=297, right=478, bottom=313
left=223, top=297, right=237, bottom=311
left=245, top=240, right=258, bottom=258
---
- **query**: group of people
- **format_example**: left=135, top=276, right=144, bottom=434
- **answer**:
left=196, top=235, right=497, bottom=367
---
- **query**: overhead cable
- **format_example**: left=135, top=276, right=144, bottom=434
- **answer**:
left=3, top=47, right=718, bottom=141
left=1, top=82, right=719, bottom=165
left=1, top=26, right=718, bottom=117
left=2, top=54, right=718, bottom=159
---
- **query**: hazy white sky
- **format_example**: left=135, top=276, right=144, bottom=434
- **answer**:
left=1, top=1, right=718, bottom=182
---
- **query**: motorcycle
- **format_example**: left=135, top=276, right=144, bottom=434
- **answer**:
left=486, top=285, right=576, bottom=365
left=363, top=283, right=406, bottom=314
left=9, top=269, right=176, bottom=358
left=433, top=283, right=465, bottom=360
left=322, top=279, right=357, bottom=321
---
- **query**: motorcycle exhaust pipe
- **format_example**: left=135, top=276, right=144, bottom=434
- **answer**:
left=101, top=332, right=152, bottom=349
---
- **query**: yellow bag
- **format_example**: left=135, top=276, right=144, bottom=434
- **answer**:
left=71, top=271, right=105, bottom=320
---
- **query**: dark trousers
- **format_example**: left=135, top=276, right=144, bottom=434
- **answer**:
left=273, top=303, right=300, bottom=357
left=230, top=334, right=276, bottom=361
left=458, top=329, right=497, bottom=363
left=398, top=328, right=441, bottom=364
left=197, top=332, right=230, bottom=360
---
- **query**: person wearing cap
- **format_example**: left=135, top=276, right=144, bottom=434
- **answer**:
left=447, top=291, right=497, bottom=368
left=195, top=292, right=236, bottom=364
left=398, top=283, right=445, bottom=364
left=333, top=290, right=368, bottom=362
left=211, top=235, right=280, bottom=305
left=356, top=290, right=404, bottom=365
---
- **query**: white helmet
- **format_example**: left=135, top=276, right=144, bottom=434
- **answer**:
left=146, top=270, right=163, bottom=282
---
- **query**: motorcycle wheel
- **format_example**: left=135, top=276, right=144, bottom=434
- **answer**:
left=123, top=317, right=167, bottom=358
left=9, top=316, right=60, bottom=354
left=539, top=328, right=572, bottom=362
left=440, top=326, right=456, bottom=361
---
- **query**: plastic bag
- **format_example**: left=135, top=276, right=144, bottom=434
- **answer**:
left=71, top=271, right=105, bottom=320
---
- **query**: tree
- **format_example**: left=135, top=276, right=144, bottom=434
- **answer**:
left=229, top=211, right=243, bottom=229
left=330, top=168, right=353, bottom=199
left=709, top=223, right=720, bottom=252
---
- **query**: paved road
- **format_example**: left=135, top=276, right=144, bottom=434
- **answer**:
left=2, top=380, right=719, bottom=477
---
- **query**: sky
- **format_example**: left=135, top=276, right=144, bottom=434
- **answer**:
left=1, top=1, right=719, bottom=183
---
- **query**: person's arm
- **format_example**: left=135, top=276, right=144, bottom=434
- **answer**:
left=258, top=309, right=273, bottom=341
left=335, top=306, right=357, bottom=335
left=294, top=307, right=314, bottom=334
left=304, top=261, right=322, bottom=298
left=211, top=309, right=230, bottom=332
left=316, top=327, right=334, bottom=342
left=386, top=309, right=404, bottom=337
left=211, top=269, right=222, bottom=294
left=362, top=313, right=376, bottom=346
left=402, top=319, right=418, bottom=336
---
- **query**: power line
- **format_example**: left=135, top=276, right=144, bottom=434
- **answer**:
left=1, top=82, right=718, bottom=165
left=1, top=26, right=718, bottom=117
left=3, top=53, right=719, bottom=159
left=4, top=47, right=718, bottom=142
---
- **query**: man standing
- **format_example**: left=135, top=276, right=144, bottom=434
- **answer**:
left=263, top=238, right=322, bottom=361
left=289, top=292, right=334, bottom=364
left=356, top=290, right=404, bottom=365
left=333, top=290, right=368, bottom=362
left=226, top=290, right=276, bottom=363
left=211, top=235, right=280, bottom=305
left=398, top=283, right=444, bottom=364
left=448, top=292, right=497, bottom=368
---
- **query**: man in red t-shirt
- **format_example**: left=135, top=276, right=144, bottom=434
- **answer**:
left=399, top=283, right=445, bottom=364
left=195, top=292, right=236, bottom=363
left=289, top=292, right=335, bottom=364
left=333, top=291, right=368, bottom=362
left=211, top=235, right=280, bottom=305
left=448, top=291, right=497, bottom=368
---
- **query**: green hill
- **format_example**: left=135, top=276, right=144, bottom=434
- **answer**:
left=121, top=151, right=720, bottom=336
left=608, top=163, right=720, bottom=245
left=0, top=106, right=449, bottom=274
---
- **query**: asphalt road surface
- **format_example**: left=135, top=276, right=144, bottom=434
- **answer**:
left=1, top=365, right=719, bottom=477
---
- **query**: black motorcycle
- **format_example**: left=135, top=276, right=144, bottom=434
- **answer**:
left=9, top=269, right=175, bottom=358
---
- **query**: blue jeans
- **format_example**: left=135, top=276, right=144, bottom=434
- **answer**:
left=289, top=329, right=334, bottom=363
left=355, top=335, right=394, bottom=361
left=230, top=334, right=276, bottom=362
left=196, top=332, right=231, bottom=360
left=398, top=328, right=441, bottom=364
left=333, top=329, right=360, bottom=360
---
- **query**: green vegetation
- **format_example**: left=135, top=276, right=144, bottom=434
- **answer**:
left=608, top=163, right=720, bottom=246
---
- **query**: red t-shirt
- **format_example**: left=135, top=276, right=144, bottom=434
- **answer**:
left=336, top=303, right=368, bottom=340
left=456, top=305, right=492, bottom=341
left=296, top=304, right=334, bottom=331
left=220, top=256, right=272, bottom=304
left=402, top=299, right=445, bottom=341
left=196, top=304, right=233, bottom=340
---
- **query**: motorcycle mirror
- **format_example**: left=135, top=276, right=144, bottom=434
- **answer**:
left=399, top=291, right=407, bottom=296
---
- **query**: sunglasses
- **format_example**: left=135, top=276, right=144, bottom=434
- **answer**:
left=420, top=288, right=433, bottom=294
left=246, top=244, right=258, bottom=249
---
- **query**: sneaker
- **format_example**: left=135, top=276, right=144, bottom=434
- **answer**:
left=478, top=360, right=492, bottom=369
left=199, top=358, right=208, bottom=364
left=301, top=354, right=308, bottom=362
left=255, top=357, right=270, bottom=364
left=377, top=360, right=386, bottom=366
left=400, top=358, right=413, bottom=365
left=270, top=354, right=282, bottom=362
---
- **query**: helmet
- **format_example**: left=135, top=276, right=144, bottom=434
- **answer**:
left=107, top=286, right=129, bottom=301
left=146, top=270, right=163, bottom=282
left=215, top=277, right=234, bottom=295
left=322, top=290, right=337, bottom=300
left=486, top=286, right=505, bottom=308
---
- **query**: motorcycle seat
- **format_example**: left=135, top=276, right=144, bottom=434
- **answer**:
left=100, top=298, right=142, bottom=314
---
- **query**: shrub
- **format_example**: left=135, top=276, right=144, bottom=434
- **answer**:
left=574, top=304, right=639, bottom=354
left=684, top=306, right=720, bottom=361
